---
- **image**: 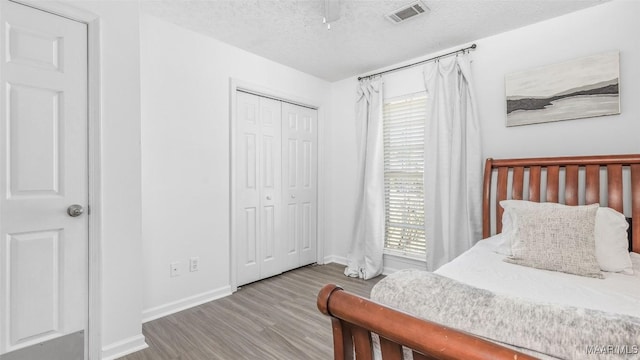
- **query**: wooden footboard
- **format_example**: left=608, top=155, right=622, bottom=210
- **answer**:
left=317, top=284, right=537, bottom=360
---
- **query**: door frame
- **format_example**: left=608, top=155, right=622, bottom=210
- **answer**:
left=229, top=78, right=325, bottom=292
left=3, top=1, right=103, bottom=359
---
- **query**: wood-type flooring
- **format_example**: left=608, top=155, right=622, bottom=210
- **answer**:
left=120, top=263, right=383, bottom=360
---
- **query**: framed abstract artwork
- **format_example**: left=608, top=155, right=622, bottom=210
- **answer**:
left=505, top=51, right=620, bottom=127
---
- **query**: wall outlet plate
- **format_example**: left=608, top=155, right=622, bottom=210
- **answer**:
left=189, top=257, right=199, bottom=272
left=170, top=262, right=180, bottom=277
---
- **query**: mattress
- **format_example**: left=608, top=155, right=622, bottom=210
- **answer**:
left=435, top=234, right=640, bottom=319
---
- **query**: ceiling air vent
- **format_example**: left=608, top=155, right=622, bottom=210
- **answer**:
left=386, top=1, right=429, bottom=24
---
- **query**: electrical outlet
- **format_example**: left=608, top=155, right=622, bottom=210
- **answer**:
left=189, top=257, right=199, bottom=272
left=170, top=262, right=180, bottom=277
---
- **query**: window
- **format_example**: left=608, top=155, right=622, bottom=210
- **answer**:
left=383, top=93, right=427, bottom=258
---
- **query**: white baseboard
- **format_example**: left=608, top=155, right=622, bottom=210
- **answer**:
left=323, top=254, right=347, bottom=265
left=382, top=253, right=426, bottom=275
left=101, top=334, right=148, bottom=360
left=321, top=254, right=425, bottom=275
left=141, top=286, right=232, bottom=323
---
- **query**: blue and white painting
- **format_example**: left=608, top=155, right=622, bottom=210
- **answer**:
left=506, top=52, right=620, bottom=127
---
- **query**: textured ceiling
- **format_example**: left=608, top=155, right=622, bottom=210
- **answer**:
left=141, top=0, right=607, bottom=82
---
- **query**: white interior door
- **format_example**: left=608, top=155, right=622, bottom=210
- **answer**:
left=235, top=92, right=282, bottom=285
left=282, top=103, right=318, bottom=269
left=0, top=1, right=88, bottom=358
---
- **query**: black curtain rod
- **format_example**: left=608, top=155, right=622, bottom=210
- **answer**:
left=357, top=43, right=477, bottom=81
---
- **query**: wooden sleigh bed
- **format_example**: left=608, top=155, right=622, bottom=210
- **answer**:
left=317, top=154, right=640, bottom=360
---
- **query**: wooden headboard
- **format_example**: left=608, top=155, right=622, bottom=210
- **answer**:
left=482, top=154, right=640, bottom=253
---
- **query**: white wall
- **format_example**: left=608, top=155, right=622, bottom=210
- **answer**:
left=63, top=1, right=145, bottom=359
left=475, top=0, right=640, bottom=159
left=139, top=15, right=331, bottom=320
left=325, top=0, right=640, bottom=262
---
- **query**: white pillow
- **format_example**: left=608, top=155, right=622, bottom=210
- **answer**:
left=631, top=252, right=640, bottom=277
left=498, top=200, right=633, bottom=275
left=596, top=207, right=633, bottom=274
left=505, top=204, right=603, bottom=278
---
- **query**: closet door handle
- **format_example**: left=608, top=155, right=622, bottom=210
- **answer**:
left=291, top=194, right=296, bottom=199
left=266, top=195, right=272, bottom=200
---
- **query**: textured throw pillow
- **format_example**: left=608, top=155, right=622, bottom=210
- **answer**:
left=496, top=200, right=560, bottom=255
left=498, top=200, right=633, bottom=275
left=504, top=203, right=603, bottom=278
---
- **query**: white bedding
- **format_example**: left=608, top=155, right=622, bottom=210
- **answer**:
left=435, top=234, right=640, bottom=319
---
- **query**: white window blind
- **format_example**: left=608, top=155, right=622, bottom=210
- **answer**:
left=383, top=93, right=426, bottom=257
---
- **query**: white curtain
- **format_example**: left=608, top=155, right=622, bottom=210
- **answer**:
left=344, top=77, right=385, bottom=280
left=423, top=55, right=483, bottom=271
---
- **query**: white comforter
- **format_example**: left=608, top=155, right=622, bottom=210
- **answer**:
left=371, top=236, right=640, bottom=359
left=435, top=234, right=640, bottom=319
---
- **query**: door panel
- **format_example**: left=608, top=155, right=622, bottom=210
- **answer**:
left=287, top=139, right=297, bottom=187
left=282, top=113, right=298, bottom=270
left=286, top=204, right=296, bottom=255
left=243, top=208, right=257, bottom=266
left=258, top=97, right=282, bottom=279
left=8, top=84, right=62, bottom=196
left=0, top=1, right=88, bottom=357
left=281, top=103, right=318, bottom=269
left=236, top=93, right=261, bottom=285
left=236, top=92, right=282, bottom=284
left=302, top=202, right=311, bottom=251
left=6, top=23, right=63, bottom=71
left=9, top=230, right=61, bottom=343
left=262, top=205, right=275, bottom=262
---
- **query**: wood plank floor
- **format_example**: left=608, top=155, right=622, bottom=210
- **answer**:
left=120, top=263, right=383, bottom=360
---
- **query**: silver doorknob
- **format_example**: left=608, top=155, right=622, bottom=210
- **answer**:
left=67, top=204, right=84, bottom=217
left=266, top=195, right=272, bottom=200
left=291, top=194, right=296, bottom=199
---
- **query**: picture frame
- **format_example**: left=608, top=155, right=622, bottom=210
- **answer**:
left=505, top=51, right=620, bottom=127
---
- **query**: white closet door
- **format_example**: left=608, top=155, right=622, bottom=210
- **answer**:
left=236, top=92, right=282, bottom=285
left=282, top=103, right=318, bottom=270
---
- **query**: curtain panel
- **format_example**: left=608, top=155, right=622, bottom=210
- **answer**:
left=344, top=78, right=385, bottom=280
left=423, top=56, right=483, bottom=271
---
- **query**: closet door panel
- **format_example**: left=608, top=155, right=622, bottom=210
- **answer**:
left=282, top=111, right=299, bottom=271
left=236, top=92, right=261, bottom=285
left=258, top=97, right=282, bottom=279
left=298, top=109, right=318, bottom=266
left=282, top=103, right=318, bottom=269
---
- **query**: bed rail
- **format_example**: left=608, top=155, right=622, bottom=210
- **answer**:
left=317, top=284, right=536, bottom=360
